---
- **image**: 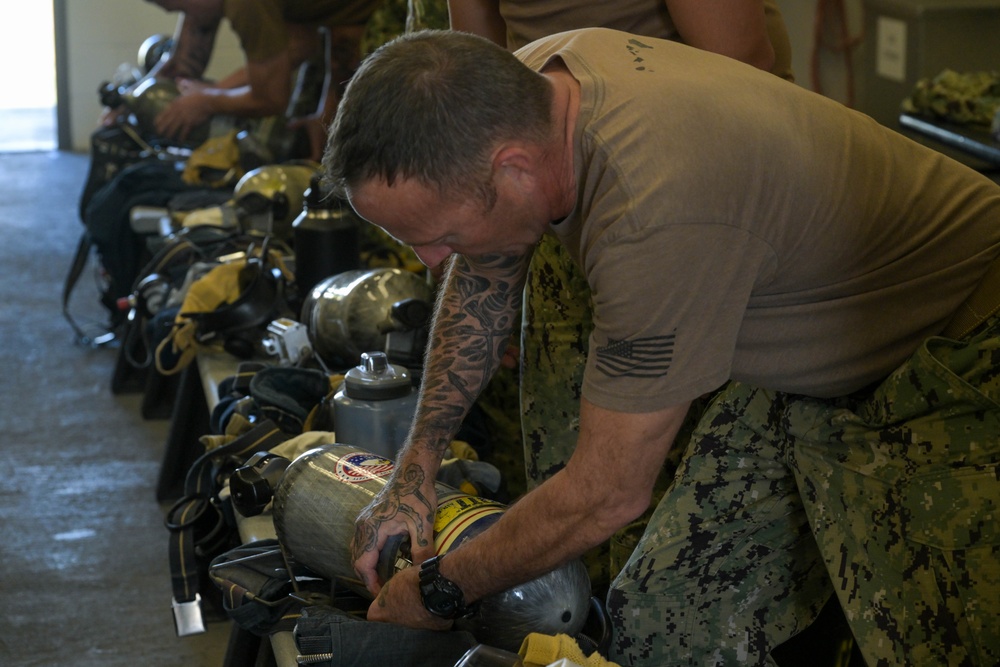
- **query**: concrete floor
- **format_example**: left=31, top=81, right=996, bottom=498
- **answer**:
left=0, top=150, right=232, bottom=666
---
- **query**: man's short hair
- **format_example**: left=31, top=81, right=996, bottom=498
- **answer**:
left=323, top=29, right=553, bottom=206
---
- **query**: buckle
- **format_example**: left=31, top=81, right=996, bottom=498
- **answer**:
left=172, top=594, right=206, bottom=637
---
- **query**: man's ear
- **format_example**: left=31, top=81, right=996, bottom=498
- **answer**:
left=491, top=143, right=537, bottom=192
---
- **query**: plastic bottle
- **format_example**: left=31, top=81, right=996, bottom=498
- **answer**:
left=332, top=351, right=418, bottom=459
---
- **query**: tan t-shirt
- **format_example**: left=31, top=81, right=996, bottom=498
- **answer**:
left=500, top=0, right=794, bottom=81
left=516, top=29, right=1000, bottom=410
left=224, top=0, right=377, bottom=62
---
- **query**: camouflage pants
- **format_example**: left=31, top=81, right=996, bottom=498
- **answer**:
left=608, top=316, right=1000, bottom=666
left=521, top=235, right=593, bottom=488
left=521, top=235, right=680, bottom=596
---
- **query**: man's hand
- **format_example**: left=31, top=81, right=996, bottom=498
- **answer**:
left=175, top=78, right=212, bottom=95
left=366, top=564, right=454, bottom=630
left=352, top=461, right=441, bottom=596
left=99, top=105, right=127, bottom=127
left=155, top=92, right=212, bottom=142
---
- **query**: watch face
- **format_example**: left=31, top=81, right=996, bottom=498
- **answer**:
left=425, top=589, right=460, bottom=617
left=419, top=558, right=465, bottom=619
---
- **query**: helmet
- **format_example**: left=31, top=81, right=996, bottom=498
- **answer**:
left=233, top=162, right=320, bottom=241
left=137, top=34, right=173, bottom=75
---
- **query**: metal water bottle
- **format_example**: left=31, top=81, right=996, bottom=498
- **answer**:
left=333, top=351, right=418, bottom=460
left=291, top=175, right=360, bottom=298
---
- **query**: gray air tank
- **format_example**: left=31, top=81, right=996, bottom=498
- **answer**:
left=270, top=443, right=592, bottom=652
left=300, top=268, right=434, bottom=367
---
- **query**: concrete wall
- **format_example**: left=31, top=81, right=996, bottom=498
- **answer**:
left=61, top=0, right=243, bottom=151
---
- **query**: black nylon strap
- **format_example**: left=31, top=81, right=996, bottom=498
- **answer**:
left=166, top=419, right=289, bottom=604
left=61, top=231, right=117, bottom=347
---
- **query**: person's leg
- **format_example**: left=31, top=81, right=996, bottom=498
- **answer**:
left=520, top=234, right=593, bottom=489
left=788, top=321, right=1000, bottom=667
left=520, top=236, right=616, bottom=592
left=608, top=383, right=831, bottom=666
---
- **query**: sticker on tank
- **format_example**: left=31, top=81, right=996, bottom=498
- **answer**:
left=334, top=452, right=395, bottom=483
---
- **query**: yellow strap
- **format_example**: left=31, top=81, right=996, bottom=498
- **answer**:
left=519, top=633, right=622, bottom=667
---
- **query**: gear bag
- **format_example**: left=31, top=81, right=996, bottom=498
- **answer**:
left=63, top=159, right=230, bottom=343
left=165, top=419, right=290, bottom=636
left=207, top=539, right=328, bottom=636
left=293, top=604, right=479, bottom=667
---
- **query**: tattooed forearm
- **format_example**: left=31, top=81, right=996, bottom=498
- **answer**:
left=409, top=252, right=530, bottom=455
left=159, top=15, right=220, bottom=80
left=327, top=27, right=364, bottom=98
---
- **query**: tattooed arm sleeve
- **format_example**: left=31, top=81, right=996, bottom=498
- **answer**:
left=153, top=13, right=220, bottom=82
left=409, top=251, right=529, bottom=461
left=351, top=250, right=530, bottom=592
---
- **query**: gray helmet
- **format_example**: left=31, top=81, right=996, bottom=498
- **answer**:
left=301, top=268, right=434, bottom=368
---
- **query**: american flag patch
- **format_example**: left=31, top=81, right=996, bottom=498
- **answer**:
left=595, top=332, right=675, bottom=378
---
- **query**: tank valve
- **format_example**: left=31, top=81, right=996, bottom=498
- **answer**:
left=230, top=452, right=291, bottom=517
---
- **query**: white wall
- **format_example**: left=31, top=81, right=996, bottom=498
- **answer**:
left=777, top=0, right=866, bottom=105
left=63, top=0, right=244, bottom=151
left=59, top=0, right=870, bottom=151
left=0, top=3, right=56, bottom=108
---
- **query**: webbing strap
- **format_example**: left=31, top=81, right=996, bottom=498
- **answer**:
left=61, top=231, right=116, bottom=347
left=165, top=419, right=289, bottom=607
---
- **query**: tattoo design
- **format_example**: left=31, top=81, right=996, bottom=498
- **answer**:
left=166, top=17, right=220, bottom=80
left=352, top=254, right=528, bottom=568
left=413, top=254, right=528, bottom=456
left=352, top=463, right=433, bottom=562
left=327, top=29, right=363, bottom=99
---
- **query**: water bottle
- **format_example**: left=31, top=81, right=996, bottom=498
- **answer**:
left=291, top=176, right=360, bottom=298
left=333, top=351, right=418, bottom=459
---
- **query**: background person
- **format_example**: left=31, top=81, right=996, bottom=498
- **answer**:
left=327, top=29, right=1000, bottom=665
left=448, top=0, right=793, bottom=79
left=137, top=0, right=380, bottom=159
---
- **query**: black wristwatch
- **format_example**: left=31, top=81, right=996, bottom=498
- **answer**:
left=418, top=555, right=473, bottom=619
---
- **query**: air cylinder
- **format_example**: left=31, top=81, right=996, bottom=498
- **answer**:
left=270, top=443, right=591, bottom=651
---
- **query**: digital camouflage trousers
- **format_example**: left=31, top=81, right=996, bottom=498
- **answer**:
left=522, top=234, right=1000, bottom=666
left=607, top=315, right=1000, bottom=666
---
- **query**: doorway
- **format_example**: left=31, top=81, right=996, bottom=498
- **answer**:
left=0, top=2, right=57, bottom=152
